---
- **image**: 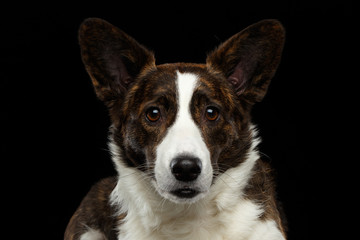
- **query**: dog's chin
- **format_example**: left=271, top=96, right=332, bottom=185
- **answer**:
left=153, top=182, right=208, bottom=204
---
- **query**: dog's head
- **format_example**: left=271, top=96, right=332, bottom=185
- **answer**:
left=79, top=18, right=285, bottom=204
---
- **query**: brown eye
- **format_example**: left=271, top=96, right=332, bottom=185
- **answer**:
left=146, top=107, right=161, bottom=122
left=205, top=106, right=219, bottom=121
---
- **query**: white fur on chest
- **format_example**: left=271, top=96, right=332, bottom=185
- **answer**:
left=118, top=199, right=267, bottom=240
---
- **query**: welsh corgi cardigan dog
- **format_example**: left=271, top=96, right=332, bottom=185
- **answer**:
left=65, top=18, right=286, bottom=240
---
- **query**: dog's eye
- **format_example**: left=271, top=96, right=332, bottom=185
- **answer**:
left=146, top=107, right=161, bottom=122
left=205, top=106, right=219, bottom=121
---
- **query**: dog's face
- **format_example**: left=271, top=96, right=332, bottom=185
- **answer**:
left=79, top=18, right=285, bottom=203
left=120, top=66, right=248, bottom=203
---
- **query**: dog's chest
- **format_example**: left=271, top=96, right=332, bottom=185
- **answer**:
left=117, top=198, right=280, bottom=240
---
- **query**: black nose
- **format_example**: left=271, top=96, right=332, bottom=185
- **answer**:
left=170, top=156, right=202, bottom=182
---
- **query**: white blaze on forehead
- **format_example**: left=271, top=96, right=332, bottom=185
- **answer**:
left=177, top=71, right=197, bottom=123
left=159, top=71, right=209, bottom=159
left=173, top=71, right=200, bottom=142
left=154, top=71, right=212, bottom=201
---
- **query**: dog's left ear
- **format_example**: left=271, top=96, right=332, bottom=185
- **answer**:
left=79, top=18, right=156, bottom=103
left=206, top=19, right=285, bottom=103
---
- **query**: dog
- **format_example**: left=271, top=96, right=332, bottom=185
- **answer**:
left=65, top=18, right=286, bottom=240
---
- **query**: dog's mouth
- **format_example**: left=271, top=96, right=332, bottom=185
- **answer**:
left=171, top=187, right=200, bottom=199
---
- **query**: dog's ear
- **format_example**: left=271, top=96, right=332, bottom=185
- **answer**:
left=206, top=19, right=285, bottom=103
left=79, top=18, right=155, bottom=102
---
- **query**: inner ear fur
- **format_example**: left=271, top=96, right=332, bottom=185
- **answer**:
left=79, top=18, right=155, bottom=102
left=206, top=19, right=285, bottom=103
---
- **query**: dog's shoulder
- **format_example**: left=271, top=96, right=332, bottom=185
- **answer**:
left=245, top=159, right=287, bottom=235
left=64, top=177, right=122, bottom=240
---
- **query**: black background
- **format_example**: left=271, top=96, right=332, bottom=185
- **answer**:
left=2, top=1, right=353, bottom=239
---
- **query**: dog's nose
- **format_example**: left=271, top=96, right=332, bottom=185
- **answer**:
left=170, top=156, right=202, bottom=182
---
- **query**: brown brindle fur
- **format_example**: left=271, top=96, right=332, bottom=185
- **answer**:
left=64, top=177, right=120, bottom=240
left=65, top=18, right=286, bottom=239
left=245, top=161, right=288, bottom=235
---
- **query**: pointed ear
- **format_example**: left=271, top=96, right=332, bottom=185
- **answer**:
left=206, top=19, right=285, bottom=103
left=79, top=18, right=156, bottom=102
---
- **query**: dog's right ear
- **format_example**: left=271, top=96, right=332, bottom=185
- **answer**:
left=79, top=18, right=155, bottom=103
left=206, top=19, right=285, bottom=104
